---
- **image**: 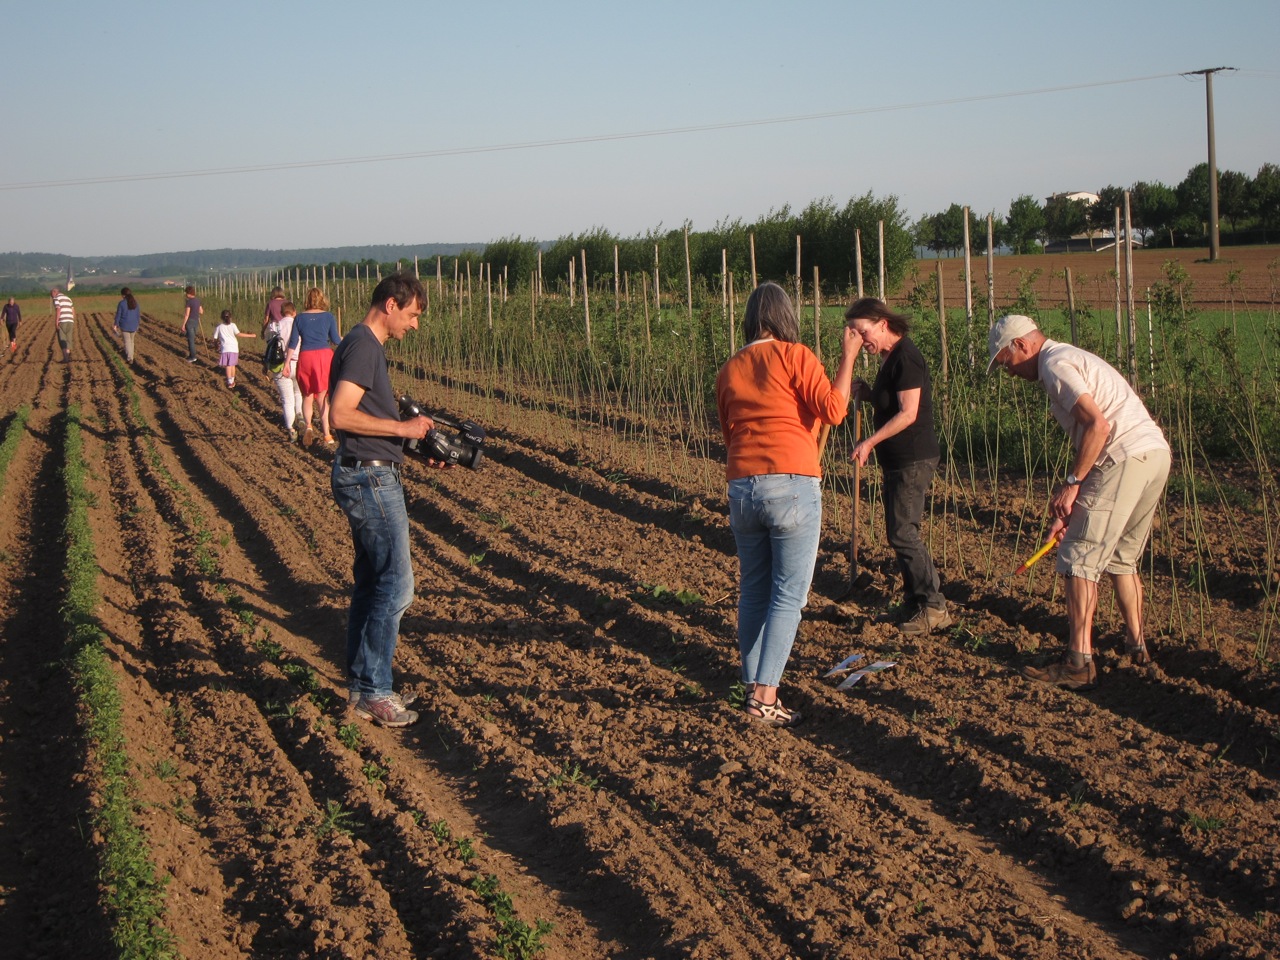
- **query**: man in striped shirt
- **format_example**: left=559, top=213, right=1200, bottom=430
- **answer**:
left=51, top=287, right=75, bottom=362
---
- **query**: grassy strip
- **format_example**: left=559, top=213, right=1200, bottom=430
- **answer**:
left=62, top=404, right=179, bottom=959
left=0, top=404, right=31, bottom=487
left=99, top=331, right=222, bottom=576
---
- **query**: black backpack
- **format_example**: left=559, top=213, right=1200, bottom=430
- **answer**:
left=263, top=332, right=286, bottom=374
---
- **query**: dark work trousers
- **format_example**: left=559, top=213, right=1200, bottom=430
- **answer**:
left=882, top=456, right=944, bottom=611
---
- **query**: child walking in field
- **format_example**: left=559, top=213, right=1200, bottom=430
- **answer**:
left=212, top=309, right=255, bottom=387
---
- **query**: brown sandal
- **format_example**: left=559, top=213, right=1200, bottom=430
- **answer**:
left=744, top=696, right=802, bottom=728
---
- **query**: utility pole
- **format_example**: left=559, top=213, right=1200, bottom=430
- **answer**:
left=1184, top=66, right=1235, bottom=262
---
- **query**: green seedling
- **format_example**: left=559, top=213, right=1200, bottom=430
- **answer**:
left=171, top=796, right=198, bottom=827
left=165, top=703, right=191, bottom=742
left=362, top=760, right=389, bottom=787
left=679, top=680, right=704, bottom=700
left=314, top=800, right=358, bottom=839
left=337, top=723, right=362, bottom=750
left=468, top=551, right=487, bottom=567
left=254, top=637, right=284, bottom=662
left=309, top=689, right=338, bottom=712
left=546, top=762, right=599, bottom=790
left=152, top=759, right=180, bottom=783
left=456, top=837, right=477, bottom=864
left=265, top=700, right=299, bottom=720
left=471, top=873, right=505, bottom=904
left=953, top=622, right=990, bottom=653
left=642, top=583, right=703, bottom=606
left=1209, top=742, right=1232, bottom=767
left=1186, top=812, right=1227, bottom=833
left=430, top=819, right=452, bottom=843
left=727, top=680, right=747, bottom=709
left=496, top=918, right=554, bottom=960
left=281, top=663, right=319, bottom=692
left=1067, top=785, right=1087, bottom=813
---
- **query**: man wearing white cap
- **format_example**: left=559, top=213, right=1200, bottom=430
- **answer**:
left=988, top=315, right=1170, bottom=689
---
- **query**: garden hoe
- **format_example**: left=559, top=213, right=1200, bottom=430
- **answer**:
left=1000, top=528, right=1063, bottom=582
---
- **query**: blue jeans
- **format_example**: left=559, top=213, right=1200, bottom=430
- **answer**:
left=185, top=322, right=199, bottom=360
left=882, top=457, right=944, bottom=610
left=728, top=474, right=822, bottom=688
left=331, top=463, right=414, bottom=698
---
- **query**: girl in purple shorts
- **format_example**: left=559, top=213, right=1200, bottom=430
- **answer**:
left=212, top=309, right=256, bottom=388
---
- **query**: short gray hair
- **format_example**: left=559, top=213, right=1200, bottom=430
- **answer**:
left=742, top=282, right=799, bottom=343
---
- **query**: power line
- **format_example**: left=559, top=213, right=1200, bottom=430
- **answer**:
left=2, top=71, right=1191, bottom=192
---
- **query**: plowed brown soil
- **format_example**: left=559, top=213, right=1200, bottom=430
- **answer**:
left=905, top=244, right=1280, bottom=308
left=0, top=308, right=1276, bottom=960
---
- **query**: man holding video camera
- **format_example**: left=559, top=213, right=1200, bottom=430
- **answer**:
left=329, top=273, right=435, bottom=728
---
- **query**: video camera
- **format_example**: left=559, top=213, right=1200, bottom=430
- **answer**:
left=397, top=395, right=486, bottom=469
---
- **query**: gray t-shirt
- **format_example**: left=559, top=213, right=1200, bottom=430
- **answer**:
left=328, top=323, right=403, bottom=462
left=1038, top=340, right=1169, bottom=463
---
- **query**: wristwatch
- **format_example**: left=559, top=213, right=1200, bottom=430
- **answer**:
left=1065, top=473, right=1081, bottom=486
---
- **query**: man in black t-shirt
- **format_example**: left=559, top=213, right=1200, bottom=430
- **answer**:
left=329, top=274, right=434, bottom=728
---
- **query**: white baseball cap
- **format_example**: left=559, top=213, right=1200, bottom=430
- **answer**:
left=987, top=314, right=1039, bottom=373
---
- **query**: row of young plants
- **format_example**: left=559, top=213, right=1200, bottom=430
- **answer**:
left=60, top=401, right=179, bottom=959
left=0, top=405, right=30, bottom=485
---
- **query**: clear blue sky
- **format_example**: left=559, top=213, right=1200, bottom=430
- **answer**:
left=4, top=0, right=1277, bottom=256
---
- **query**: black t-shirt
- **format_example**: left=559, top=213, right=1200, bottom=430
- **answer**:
left=870, top=336, right=939, bottom=469
left=329, top=323, right=403, bottom=462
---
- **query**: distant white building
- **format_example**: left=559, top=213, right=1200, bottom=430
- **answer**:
left=1044, top=191, right=1140, bottom=251
left=1048, top=191, right=1101, bottom=207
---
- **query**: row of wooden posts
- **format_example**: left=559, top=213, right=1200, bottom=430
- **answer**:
left=205, top=195, right=1151, bottom=388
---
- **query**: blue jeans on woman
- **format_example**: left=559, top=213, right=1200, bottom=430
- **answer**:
left=728, top=474, right=822, bottom=688
left=331, top=463, right=414, bottom=698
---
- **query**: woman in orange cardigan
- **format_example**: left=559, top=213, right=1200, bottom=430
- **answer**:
left=715, top=282, right=859, bottom=727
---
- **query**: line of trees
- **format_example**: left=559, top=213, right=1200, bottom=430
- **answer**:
left=482, top=193, right=916, bottom=297
left=276, top=193, right=919, bottom=299
left=914, top=161, right=1280, bottom=255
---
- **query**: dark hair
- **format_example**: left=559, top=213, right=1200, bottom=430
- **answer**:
left=184, top=285, right=196, bottom=296
left=121, top=287, right=137, bottom=310
left=370, top=272, right=426, bottom=312
left=269, top=286, right=285, bottom=299
left=220, top=309, right=233, bottom=322
left=742, top=282, right=799, bottom=343
left=844, top=297, right=911, bottom=335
